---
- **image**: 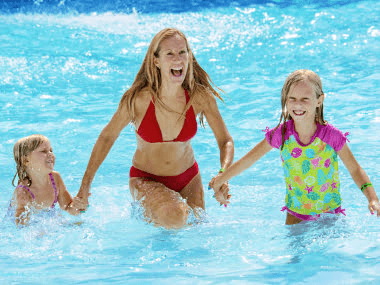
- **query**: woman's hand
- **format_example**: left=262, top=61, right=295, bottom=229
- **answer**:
left=209, top=175, right=231, bottom=207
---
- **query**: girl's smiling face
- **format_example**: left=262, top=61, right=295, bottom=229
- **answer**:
left=26, top=140, right=55, bottom=173
left=154, top=34, right=189, bottom=86
left=286, top=80, right=324, bottom=124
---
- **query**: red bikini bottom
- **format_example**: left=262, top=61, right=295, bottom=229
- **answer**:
left=129, top=162, right=199, bottom=192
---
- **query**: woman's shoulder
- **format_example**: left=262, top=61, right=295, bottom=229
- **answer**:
left=120, top=87, right=152, bottom=106
left=120, top=87, right=153, bottom=124
left=134, top=88, right=153, bottom=110
left=191, top=86, right=218, bottom=112
left=137, top=87, right=153, bottom=99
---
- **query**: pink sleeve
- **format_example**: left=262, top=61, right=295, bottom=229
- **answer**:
left=319, top=124, right=349, bottom=152
left=264, top=125, right=283, bottom=149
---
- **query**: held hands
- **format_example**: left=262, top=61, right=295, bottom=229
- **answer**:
left=209, top=175, right=231, bottom=207
left=72, top=193, right=91, bottom=213
left=368, top=200, right=380, bottom=217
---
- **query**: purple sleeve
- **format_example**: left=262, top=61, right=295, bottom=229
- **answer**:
left=319, top=124, right=348, bottom=152
left=264, top=125, right=283, bottom=149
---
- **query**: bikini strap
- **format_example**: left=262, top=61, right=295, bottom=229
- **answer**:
left=16, top=185, right=35, bottom=200
left=49, top=173, right=58, bottom=207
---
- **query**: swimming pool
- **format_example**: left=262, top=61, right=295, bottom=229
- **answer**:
left=1, top=0, right=379, bottom=284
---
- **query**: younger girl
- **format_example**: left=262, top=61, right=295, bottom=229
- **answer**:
left=209, top=69, right=380, bottom=225
left=10, top=134, right=81, bottom=225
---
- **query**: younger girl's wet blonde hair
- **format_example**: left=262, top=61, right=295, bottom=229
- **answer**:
left=12, top=134, right=49, bottom=187
left=270, top=69, right=326, bottom=150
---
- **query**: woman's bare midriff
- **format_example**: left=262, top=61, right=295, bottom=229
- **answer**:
left=132, top=133, right=196, bottom=176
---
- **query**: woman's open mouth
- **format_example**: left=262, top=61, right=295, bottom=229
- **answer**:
left=171, top=67, right=183, bottom=77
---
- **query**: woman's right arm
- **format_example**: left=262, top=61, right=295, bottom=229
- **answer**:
left=76, top=102, right=131, bottom=205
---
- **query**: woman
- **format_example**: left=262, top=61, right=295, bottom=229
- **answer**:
left=76, top=28, right=234, bottom=229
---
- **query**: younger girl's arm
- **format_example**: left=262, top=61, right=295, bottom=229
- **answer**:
left=209, top=138, right=273, bottom=204
left=14, top=188, right=33, bottom=226
left=338, top=143, right=380, bottom=216
left=54, top=172, right=81, bottom=216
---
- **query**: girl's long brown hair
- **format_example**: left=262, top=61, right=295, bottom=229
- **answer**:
left=270, top=69, right=326, bottom=150
left=120, top=28, right=223, bottom=126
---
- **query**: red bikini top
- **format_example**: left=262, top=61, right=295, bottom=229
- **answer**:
left=137, top=89, right=197, bottom=143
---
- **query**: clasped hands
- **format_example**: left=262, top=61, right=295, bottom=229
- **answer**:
left=71, top=194, right=91, bottom=214
left=209, top=174, right=231, bottom=207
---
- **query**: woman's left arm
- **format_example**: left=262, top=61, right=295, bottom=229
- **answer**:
left=202, top=93, right=234, bottom=205
left=338, top=143, right=380, bottom=216
left=203, top=93, right=234, bottom=169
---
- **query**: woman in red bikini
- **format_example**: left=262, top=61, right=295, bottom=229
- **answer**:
left=75, top=28, right=234, bottom=229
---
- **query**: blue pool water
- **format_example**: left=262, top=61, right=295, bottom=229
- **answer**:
left=1, top=0, right=380, bottom=284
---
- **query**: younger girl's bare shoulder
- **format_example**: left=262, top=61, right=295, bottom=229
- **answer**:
left=50, top=171, right=65, bottom=190
left=50, top=170, right=62, bottom=181
left=15, top=185, right=33, bottom=206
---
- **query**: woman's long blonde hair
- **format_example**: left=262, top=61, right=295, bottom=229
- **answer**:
left=121, top=27, right=223, bottom=126
left=270, top=69, right=326, bottom=150
left=12, top=134, right=49, bottom=187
